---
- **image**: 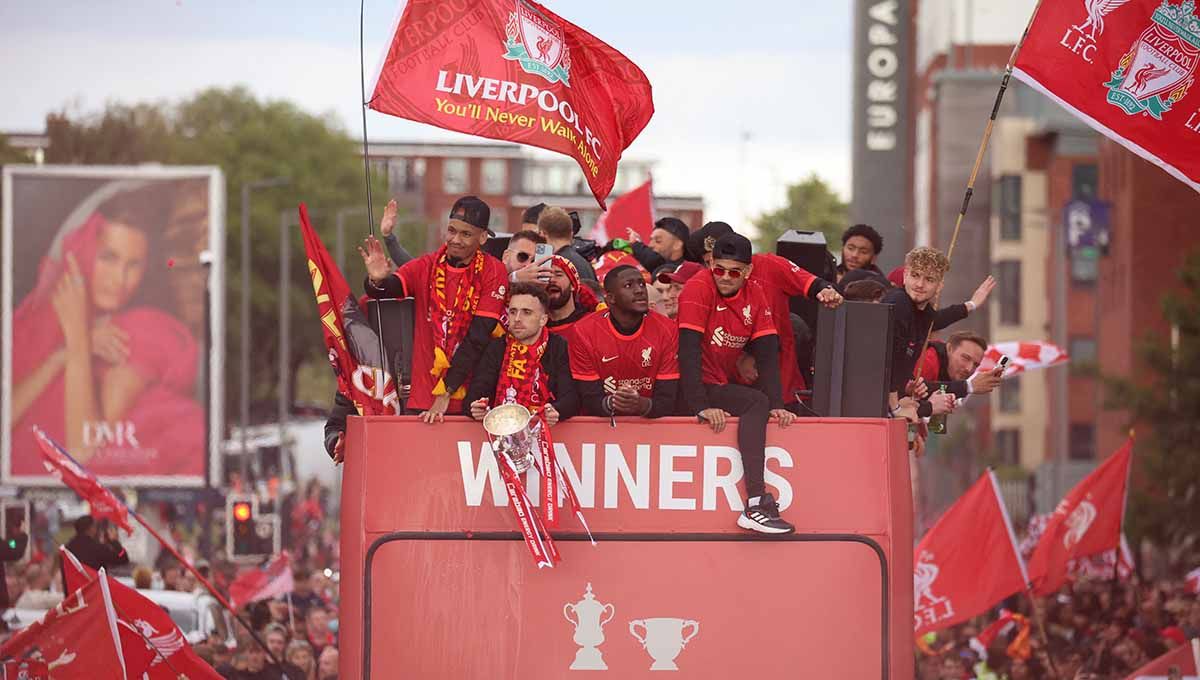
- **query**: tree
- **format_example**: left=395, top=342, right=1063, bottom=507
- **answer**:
left=41, top=87, right=395, bottom=432
left=1103, top=250, right=1200, bottom=564
left=751, top=174, right=848, bottom=253
left=0, top=134, right=30, bottom=165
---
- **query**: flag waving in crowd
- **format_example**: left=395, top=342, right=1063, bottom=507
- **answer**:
left=1013, top=0, right=1200, bottom=192
left=978, top=340, right=1069, bottom=377
left=914, top=471, right=1029, bottom=635
left=229, top=552, right=295, bottom=609
left=1028, top=438, right=1134, bottom=595
left=369, top=0, right=654, bottom=207
left=33, top=427, right=131, bottom=533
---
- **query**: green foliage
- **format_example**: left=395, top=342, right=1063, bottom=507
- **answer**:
left=44, top=87, right=397, bottom=428
left=1103, top=250, right=1200, bottom=561
left=751, top=174, right=848, bottom=253
left=0, top=134, right=32, bottom=165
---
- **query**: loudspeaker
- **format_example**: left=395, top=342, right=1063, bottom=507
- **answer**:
left=367, top=298, right=415, bottom=409
left=776, top=230, right=836, bottom=382
left=482, top=232, right=512, bottom=260
left=812, top=301, right=893, bottom=417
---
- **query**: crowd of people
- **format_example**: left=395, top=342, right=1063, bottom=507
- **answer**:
left=331, top=194, right=1002, bottom=533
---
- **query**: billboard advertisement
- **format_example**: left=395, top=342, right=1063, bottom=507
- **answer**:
left=2, top=165, right=224, bottom=487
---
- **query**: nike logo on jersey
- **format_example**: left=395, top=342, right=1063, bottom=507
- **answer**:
left=601, top=356, right=618, bottom=363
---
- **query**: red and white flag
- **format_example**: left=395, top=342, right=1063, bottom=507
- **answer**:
left=229, top=552, right=295, bottom=609
left=1123, top=638, right=1200, bottom=679
left=32, top=427, right=131, bottom=533
left=1185, top=566, right=1200, bottom=593
left=0, top=570, right=138, bottom=679
left=61, top=548, right=224, bottom=680
left=969, top=609, right=1032, bottom=660
left=592, top=178, right=655, bottom=243
left=978, top=341, right=1069, bottom=378
left=914, top=471, right=1029, bottom=635
left=369, top=0, right=654, bottom=208
left=1012, top=0, right=1200, bottom=192
left=1028, top=439, right=1134, bottom=595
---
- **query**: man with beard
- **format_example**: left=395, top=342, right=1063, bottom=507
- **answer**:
left=678, top=232, right=798, bottom=534
left=836, top=224, right=886, bottom=282
left=571, top=265, right=679, bottom=418
left=917, top=330, right=1003, bottom=399
left=361, top=196, right=507, bottom=423
left=466, top=283, right=578, bottom=424
left=545, top=255, right=602, bottom=343
left=627, top=217, right=690, bottom=273
left=501, top=230, right=553, bottom=284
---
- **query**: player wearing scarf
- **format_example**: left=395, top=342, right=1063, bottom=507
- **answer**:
left=466, top=283, right=579, bottom=424
left=361, top=196, right=507, bottom=423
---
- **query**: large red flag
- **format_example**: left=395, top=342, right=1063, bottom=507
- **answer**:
left=592, top=178, right=654, bottom=243
left=0, top=572, right=135, bottom=679
left=299, top=204, right=399, bottom=417
left=1012, top=0, right=1200, bottom=192
left=369, top=0, right=654, bottom=208
left=914, top=470, right=1029, bottom=635
left=1124, top=638, right=1200, bottom=679
left=32, top=427, right=131, bottom=533
left=229, top=552, right=295, bottom=609
left=1028, top=439, right=1133, bottom=595
left=61, top=549, right=224, bottom=680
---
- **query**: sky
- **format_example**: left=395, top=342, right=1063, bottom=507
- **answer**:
left=0, top=0, right=852, bottom=230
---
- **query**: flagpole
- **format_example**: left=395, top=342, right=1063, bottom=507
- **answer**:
left=287, top=591, right=296, bottom=635
left=912, top=0, right=1049, bottom=375
left=1111, top=433, right=1135, bottom=601
left=1023, top=587, right=1063, bottom=680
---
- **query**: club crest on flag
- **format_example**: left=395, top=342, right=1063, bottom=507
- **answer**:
left=913, top=550, right=955, bottom=627
left=1062, top=498, right=1098, bottom=548
left=504, top=1, right=572, bottom=86
left=1075, top=0, right=1136, bottom=41
left=1104, top=0, right=1200, bottom=119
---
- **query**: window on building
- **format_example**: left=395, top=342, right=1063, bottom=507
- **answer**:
left=443, top=158, right=468, bottom=194
left=489, top=210, right=507, bottom=232
left=995, top=429, right=1021, bottom=466
left=998, top=175, right=1022, bottom=241
left=1071, top=246, right=1099, bottom=284
left=481, top=159, right=507, bottom=194
left=1072, top=164, right=1099, bottom=199
left=1069, top=424, right=1096, bottom=460
left=1068, top=337, right=1097, bottom=364
left=997, top=260, right=1022, bottom=325
left=998, top=375, right=1021, bottom=413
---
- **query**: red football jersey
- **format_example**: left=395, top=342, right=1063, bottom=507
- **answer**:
left=750, top=253, right=821, bottom=401
left=677, top=271, right=777, bottom=385
left=394, top=252, right=507, bottom=411
left=569, top=310, right=679, bottom=396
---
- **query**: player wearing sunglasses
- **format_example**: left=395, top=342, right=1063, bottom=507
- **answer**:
left=502, top=230, right=553, bottom=284
left=677, top=231, right=800, bottom=534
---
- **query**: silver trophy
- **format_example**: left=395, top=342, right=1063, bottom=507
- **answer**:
left=481, top=403, right=536, bottom=473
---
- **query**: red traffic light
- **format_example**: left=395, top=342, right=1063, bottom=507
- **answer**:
left=233, top=502, right=252, bottom=522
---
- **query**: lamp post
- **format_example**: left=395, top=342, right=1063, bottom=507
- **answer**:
left=240, top=177, right=289, bottom=486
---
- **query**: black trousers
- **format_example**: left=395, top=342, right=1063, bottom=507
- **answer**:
left=705, top=383, right=769, bottom=498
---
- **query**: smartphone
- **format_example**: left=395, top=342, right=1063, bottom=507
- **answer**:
left=534, top=242, right=554, bottom=265
left=998, top=355, right=1011, bottom=368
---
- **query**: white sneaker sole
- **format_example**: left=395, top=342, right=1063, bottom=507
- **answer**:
left=736, top=514, right=794, bottom=534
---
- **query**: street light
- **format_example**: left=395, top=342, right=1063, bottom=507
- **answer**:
left=240, top=177, right=289, bottom=485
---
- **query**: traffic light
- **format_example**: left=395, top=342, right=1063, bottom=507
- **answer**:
left=226, top=496, right=278, bottom=560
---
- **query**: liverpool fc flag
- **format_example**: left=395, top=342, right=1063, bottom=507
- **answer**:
left=1027, top=438, right=1134, bottom=595
left=913, top=471, right=1029, bottom=636
left=369, top=0, right=654, bottom=208
left=1013, top=0, right=1200, bottom=192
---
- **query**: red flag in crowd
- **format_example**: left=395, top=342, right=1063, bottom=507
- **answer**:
left=978, top=340, right=1069, bottom=377
left=1028, top=439, right=1134, bottom=595
left=1123, top=638, right=1200, bottom=679
left=592, top=178, right=655, bottom=243
left=299, top=204, right=399, bottom=417
left=369, top=0, right=654, bottom=208
left=1012, top=0, right=1200, bottom=192
left=32, top=427, right=131, bottom=533
left=230, top=552, right=295, bottom=609
left=969, top=609, right=1032, bottom=661
left=0, top=571, right=137, bottom=679
left=61, top=548, right=224, bottom=680
left=1187, top=566, right=1200, bottom=594
left=914, top=470, right=1029, bottom=636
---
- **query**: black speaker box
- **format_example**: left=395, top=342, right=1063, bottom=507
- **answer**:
left=366, top=298, right=415, bottom=409
left=812, top=301, right=893, bottom=417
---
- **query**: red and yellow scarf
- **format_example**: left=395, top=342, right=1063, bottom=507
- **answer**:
left=494, top=327, right=553, bottom=411
left=430, top=244, right=487, bottom=398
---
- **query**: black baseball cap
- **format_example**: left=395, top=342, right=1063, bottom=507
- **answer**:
left=449, top=196, right=491, bottom=233
left=711, top=232, right=752, bottom=265
left=686, top=221, right=735, bottom=262
left=654, top=217, right=690, bottom=244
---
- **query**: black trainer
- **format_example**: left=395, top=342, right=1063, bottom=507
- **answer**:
left=736, top=493, right=795, bottom=534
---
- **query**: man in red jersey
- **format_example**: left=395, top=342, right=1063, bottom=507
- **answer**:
left=677, top=232, right=795, bottom=533
left=570, top=265, right=679, bottom=418
left=360, top=196, right=508, bottom=423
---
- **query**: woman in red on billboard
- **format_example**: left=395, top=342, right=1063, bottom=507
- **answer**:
left=10, top=184, right=204, bottom=478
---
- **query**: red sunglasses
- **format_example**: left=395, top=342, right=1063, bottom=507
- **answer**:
left=711, top=266, right=745, bottom=279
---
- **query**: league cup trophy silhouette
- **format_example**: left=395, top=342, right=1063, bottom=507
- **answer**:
left=562, top=583, right=615, bottom=670
left=629, top=617, right=700, bottom=671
